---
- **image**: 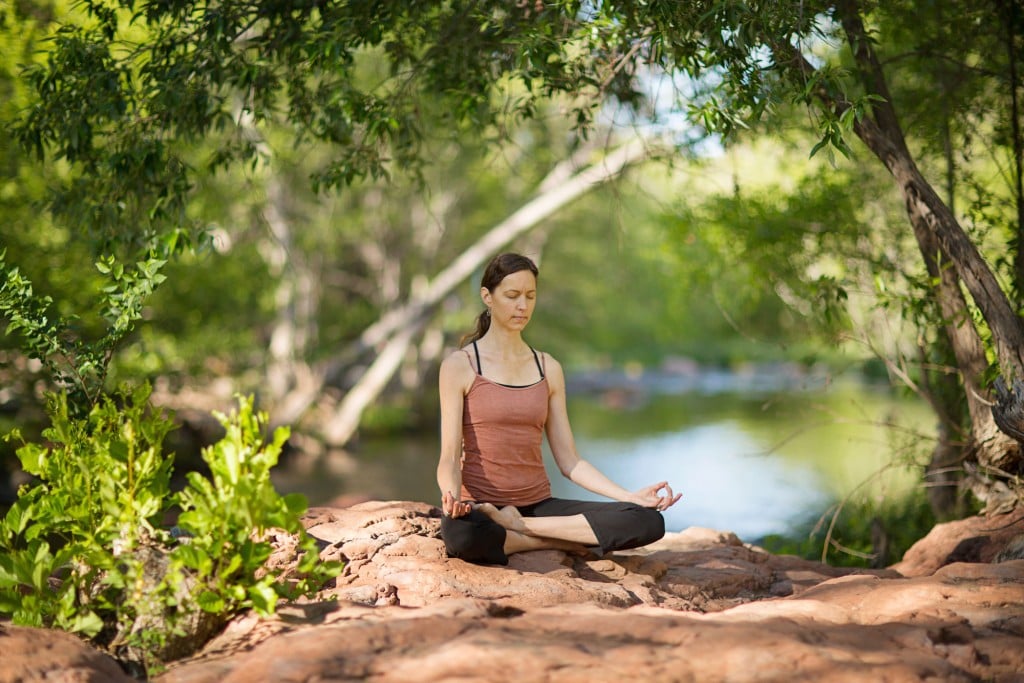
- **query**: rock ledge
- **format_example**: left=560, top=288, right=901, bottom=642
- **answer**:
left=3, top=501, right=1023, bottom=683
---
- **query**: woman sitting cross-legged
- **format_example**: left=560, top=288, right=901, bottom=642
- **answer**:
left=436, top=252, right=682, bottom=565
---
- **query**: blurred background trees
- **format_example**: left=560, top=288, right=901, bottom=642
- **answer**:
left=1, top=0, right=1022, bottom=523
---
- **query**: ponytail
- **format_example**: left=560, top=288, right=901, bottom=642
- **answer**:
left=459, top=309, right=491, bottom=347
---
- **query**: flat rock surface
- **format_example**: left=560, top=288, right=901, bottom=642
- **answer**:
left=5, top=500, right=1024, bottom=682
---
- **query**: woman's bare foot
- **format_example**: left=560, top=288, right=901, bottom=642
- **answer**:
left=503, top=530, right=590, bottom=556
left=475, top=503, right=528, bottom=533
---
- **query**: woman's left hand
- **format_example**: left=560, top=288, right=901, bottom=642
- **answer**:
left=633, top=481, right=682, bottom=511
left=442, top=490, right=473, bottom=518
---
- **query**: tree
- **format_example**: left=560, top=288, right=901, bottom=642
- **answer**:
left=2, top=0, right=633, bottom=426
left=568, top=0, right=1023, bottom=509
left=6, top=0, right=1024, bottom=509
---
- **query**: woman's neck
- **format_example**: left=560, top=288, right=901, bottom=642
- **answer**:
left=477, top=328, right=528, bottom=358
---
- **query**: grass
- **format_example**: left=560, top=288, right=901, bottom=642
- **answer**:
left=758, top=486, right=940, bottom=568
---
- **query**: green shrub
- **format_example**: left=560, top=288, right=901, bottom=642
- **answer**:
left=759, top=488, right=936, bottom=568
left=0, top=385, right=340, bottom=676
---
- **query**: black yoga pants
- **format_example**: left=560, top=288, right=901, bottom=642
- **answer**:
left=440, top=497, right=666, bottom=566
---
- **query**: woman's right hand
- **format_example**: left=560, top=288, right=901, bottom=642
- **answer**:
left=442, top=490, right=472, bottom=518
left=632, top=481, right=682, bottom=511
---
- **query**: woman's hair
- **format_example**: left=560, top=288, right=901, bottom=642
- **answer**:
left=459, top=253, right=539, bottom=346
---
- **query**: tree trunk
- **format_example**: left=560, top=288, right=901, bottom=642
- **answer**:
left=1003, top=0, right=1024, bottom=300
left=260, top=164, right=320, bottom=403
left=238, top=111, right=321, bottom=406
left=865, top=132, right=1024, bottom=379
left=274, top=138, right=655, bottom=442
left=833, top=2, right=1024, bottom=487
left=834, top=3, right=1024, bottom=383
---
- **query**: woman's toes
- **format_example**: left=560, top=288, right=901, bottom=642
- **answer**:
left=474, top=503, right=527, bottom=532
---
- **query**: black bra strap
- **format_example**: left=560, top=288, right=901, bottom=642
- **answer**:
left=473, top=341, right=482, bottom=374
left=530, top=346, right=545, bottom=379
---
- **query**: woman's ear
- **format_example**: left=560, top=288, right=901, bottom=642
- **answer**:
left=480, top=287, right=492, bottom=307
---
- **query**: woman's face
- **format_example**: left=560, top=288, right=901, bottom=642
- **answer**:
left=482, top=269, right=537, bottom=331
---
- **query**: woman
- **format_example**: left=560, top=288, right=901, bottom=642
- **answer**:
left=437, top=252, right=682, bottom=565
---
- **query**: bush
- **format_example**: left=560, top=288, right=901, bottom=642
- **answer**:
left=0, top=385, right=340, bottom=676
left=759, top=488, right=937, bottom=568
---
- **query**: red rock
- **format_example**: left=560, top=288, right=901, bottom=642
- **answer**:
left=10, top=501, right=1024, bottom=683
left=0, top=624, right=132, bottom=683
left=893, top=507, right=1024, bottom=577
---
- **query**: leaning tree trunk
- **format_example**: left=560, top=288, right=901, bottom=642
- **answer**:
left=833, top=1, right=1024, bottom=500
left=910, top=135, right=1009, bottom=513
left=835, top=3, right=1024, bottom=381
left=313, top=138, right=655, bottom=447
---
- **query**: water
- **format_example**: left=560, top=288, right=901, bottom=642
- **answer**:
left=273, top=371, right=934, bottom=542
left=552, top=423, right=833, bottom=540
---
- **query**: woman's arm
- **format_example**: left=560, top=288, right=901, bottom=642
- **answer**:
left=436, top=351, right=473, bottom=518
left=544, top=355, right=681, bottom=511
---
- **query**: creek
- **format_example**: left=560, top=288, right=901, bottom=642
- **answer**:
left=273, top=365, right=935, bottom=542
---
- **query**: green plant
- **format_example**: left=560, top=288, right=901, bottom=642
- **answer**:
left=0, top=244, right=182, bottom=412
left=174, top=395, right=335, bottom=616
left=0, top=385, right=340, bottom=676
left=0, top=385, right=173, bottom=639
left=759, top=487, right=937, bottom=568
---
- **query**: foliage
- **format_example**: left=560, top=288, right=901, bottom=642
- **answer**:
left=0, top=245, right=185, bottom=412
left=175, top=395, right=333, bottom=617
left=0, top=385, right=339, bottom=674
left=760, top=486, right=939, bottom=569
left=10, top=1, right=594, bottom=247
left=0, top=385, right=172, bottom=638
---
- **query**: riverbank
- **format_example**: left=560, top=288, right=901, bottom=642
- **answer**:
left=6, top=501, right=1024, bottom=682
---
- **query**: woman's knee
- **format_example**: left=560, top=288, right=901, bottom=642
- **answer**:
left=630, top=506, right=666, bottom=546
left=440, top=515, right=508, bottom=565
left=591, top=505, right=666, bottom=552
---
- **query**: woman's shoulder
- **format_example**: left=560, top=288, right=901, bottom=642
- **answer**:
left=439, top=348, right=477, bottom=393
left=533, top=347, right=558, bottom=362
left=442, top=347, right=474, bottom=367
left=535, top=349, right=564, bottom=377
left=440, top=347, right=477, bottom=377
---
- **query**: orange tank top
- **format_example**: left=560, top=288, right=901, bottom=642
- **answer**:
left=459, top=344, right=552, bottom=507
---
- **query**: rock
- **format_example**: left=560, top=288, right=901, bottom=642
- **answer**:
left=299, top=504, right=891, bottom=613
left=892, top=506, right=1024, bottom=576
left=156, top=559, right=1024, bottom=683
left=0, top=624, right=133, bottom=683
left=11, top=500, right=1024, bottom=682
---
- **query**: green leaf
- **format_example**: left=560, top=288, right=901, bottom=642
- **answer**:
left=282, top=493, right=308, bottom=517
left=16, top=444, right=47, bottom=476
left=173, top=544, right=213, bottom=576
left=247, top=582, right=278, bottom=615
left=68, top=611, right=104, bottom=637
left=3, top=499, right=33, bottom=536
left=197, top=590, right=225, bottom=613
